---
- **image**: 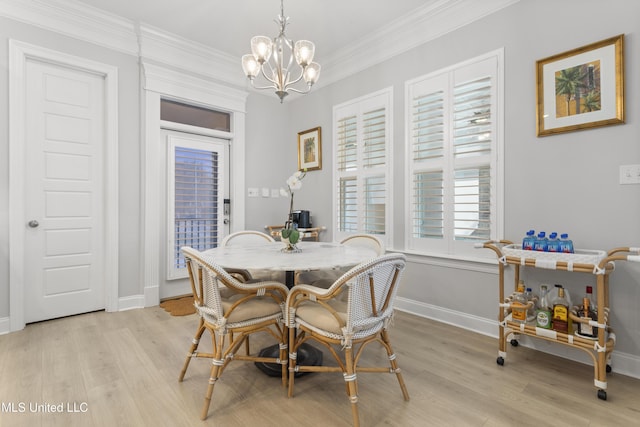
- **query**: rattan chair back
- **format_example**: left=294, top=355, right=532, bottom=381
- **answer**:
left=179, top=246, right=289, bottom=420
left=286, top=253, right=409, bottom=427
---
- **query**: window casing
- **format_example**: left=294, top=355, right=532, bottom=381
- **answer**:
left=405, top=50, right=503, bottom=258
left=333, top=88, right=393, bottom=246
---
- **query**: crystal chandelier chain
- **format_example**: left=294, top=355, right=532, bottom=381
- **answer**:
left=241, top=0, right=321, bottom=102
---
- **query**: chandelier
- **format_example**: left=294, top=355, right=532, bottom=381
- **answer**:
left=241, top=0, right=321, bottom=103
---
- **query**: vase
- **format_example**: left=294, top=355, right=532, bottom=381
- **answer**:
left=281, top=237, right=301, bottom=253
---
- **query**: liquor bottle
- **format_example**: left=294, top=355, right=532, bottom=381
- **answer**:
left=585, top=285, right=596, bottom=310
left=533, top=231, right=548, bottom=252
left=536, top=285, right=552, bottom=329
left=577, top=297, right=598, bottom=338
left=525, top=287, right=536, bottom=322
left=511, top=280, right=527, bottom=323
left=552, top=286, right=570, bottom=333
left=522, top=230, right=536, bottom=250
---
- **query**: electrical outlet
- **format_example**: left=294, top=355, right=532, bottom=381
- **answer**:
left=619, top=164, right=640, bottom=185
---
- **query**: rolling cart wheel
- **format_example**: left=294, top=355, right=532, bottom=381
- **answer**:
left=606, top=364, right=612, bottom=373
left=510, top=339, right=519, bottom=347
left=496, top=357, right=504, bottom=366
left=597, top=389, right=607, bottom=400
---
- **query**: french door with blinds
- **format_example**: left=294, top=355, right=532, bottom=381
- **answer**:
left=333, top=88, right=392, bottom=246
left=166, top=132, right=226, bottom=280
left=406, top=51, right=502, bottom=257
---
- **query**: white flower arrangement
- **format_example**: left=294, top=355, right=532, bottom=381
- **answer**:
left=280, top=170, right=306, bottom=245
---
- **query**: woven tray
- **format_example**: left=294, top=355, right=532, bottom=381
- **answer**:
left=502, top=244, right=606, bottom=265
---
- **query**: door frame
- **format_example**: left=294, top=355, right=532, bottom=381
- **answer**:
left=8, top=40, right=119, bottom=332
left=141, top=62, right=248, bottom=307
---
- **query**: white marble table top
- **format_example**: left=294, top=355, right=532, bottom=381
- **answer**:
left=202, top=241, right=378, bottom=273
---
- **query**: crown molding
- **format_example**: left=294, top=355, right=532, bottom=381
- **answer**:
left=0, top=0, right=520, bottom=91
left=319, top=0, right=520, bottom=87
left=0, top=0, right=138, bottom=55
left=138, top=23, right=246, bottom=89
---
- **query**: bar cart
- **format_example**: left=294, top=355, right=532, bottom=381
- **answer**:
left=480, top=240, right=639, bottom=400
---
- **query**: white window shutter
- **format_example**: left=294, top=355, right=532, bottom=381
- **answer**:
left=407, top=52, right=501, bottom=256
left=333, top=89, right=392, bottom=244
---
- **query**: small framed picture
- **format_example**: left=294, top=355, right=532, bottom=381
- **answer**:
left=536, top=34, right=624, bottom=136
left=297, top=126, right=322, bottom=171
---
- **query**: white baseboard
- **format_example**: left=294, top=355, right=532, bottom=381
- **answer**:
left=117, top=295, right=145, bottom=311
left=0, top=317, right=10, bottom=335
left=395, top=296, right=640, bottom=380
left=144, top=285, right=160, bottom=308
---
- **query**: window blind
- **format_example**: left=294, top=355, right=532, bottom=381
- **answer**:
left=363, top=108, right=386, bottom=168
left=336, top=115, right=357, bottom=172
left=173, top=147, right=219, bottom=269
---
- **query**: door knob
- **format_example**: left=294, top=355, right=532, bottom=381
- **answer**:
left=28, top=220, right=39, bottom=228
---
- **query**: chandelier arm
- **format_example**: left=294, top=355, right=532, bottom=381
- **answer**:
left=249, top=81, right=278, bottom=91
left=285, top=85, right=312, bottom=95
left=283, top=70, right=304, bottom=88
left=258, top=62, right=279, bottom=87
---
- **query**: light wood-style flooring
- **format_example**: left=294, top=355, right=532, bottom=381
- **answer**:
left=0, top=307, right=638, bottom=426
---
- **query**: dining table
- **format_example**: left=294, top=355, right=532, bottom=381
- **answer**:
left=203, top=240, right=378, bottom=288
left=202, top=240, right=379, bottom=375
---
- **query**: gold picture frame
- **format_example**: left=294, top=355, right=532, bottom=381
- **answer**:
left=536, top=34, right=624, bottom=136
left=297, top=126, right=322, bottom=171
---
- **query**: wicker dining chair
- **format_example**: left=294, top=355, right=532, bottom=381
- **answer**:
left=286, top=253, right=410, bottom=427
left=296, top=234, right=385, bottom=287
left=178, top=247, right=289, bottom=420
left=220, top=230, right=283, bottom=283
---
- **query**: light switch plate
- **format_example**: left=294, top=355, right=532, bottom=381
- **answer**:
left=262, top=187, right=270, bottom=197
left=619, top=164, right=640, bottom=184
left=248, top=188, right=259, bottom=197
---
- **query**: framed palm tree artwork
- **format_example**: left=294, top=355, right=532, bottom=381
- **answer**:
left=297, top=126, right=322, bottom=171
left=536, top=34, right=624, bottom=136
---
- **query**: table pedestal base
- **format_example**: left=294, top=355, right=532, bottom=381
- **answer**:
left=255, top=343, right=323, bottom=377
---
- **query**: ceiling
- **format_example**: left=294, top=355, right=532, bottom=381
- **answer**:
left=75, top=0, right=436, bottom=64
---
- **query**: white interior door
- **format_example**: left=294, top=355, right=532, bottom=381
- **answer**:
left=23, top=59, right=106, bottom=323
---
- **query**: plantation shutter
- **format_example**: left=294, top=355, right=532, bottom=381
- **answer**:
left=452, top=76, right=492, bottom=241
left=407, top=53, right=499, bottom=255
left=333, top=89, right=392, bottom=243
left=411, top=87, right=445, bottom=240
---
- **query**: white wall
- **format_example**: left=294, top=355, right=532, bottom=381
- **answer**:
left=244, top=0, right=640, bottom=376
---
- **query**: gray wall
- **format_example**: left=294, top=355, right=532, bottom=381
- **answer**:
left=1, top=0, right=638, bottom=375
left=244, top=0, right=640, bottom=372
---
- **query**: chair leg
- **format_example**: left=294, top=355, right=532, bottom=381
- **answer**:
left=343, top=346, right=360, bottom=427
left=280, top=327, right=288, bottom=388
left=380, top=329, right=410, bottom=401
left=179, top=318, right=205, bottom=382
left=287, top=326, right=297, bottom=397
left=201, top=332, right=225, bottom=420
